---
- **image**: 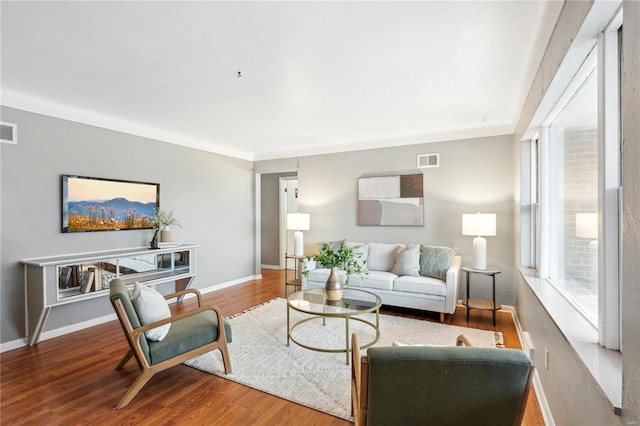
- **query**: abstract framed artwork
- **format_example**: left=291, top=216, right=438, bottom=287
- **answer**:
left=358, top=173, right=424, bottom=226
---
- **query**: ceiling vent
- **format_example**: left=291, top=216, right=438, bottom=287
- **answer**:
left=417, top=153, right=439, bottom=168
left=0, top=122, right=17, bottom=144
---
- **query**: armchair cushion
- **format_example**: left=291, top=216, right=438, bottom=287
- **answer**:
left=148, top=310, right=233, bottom=365
left=366, top=346, right=532, bottom=425
left=109, top=279, right=151, bottom=362
left=131, top=282, right=171, bottom=341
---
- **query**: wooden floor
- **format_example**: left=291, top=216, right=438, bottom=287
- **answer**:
left=1, top=269, right=544, bottom=425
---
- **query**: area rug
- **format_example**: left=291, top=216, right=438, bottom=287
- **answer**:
left=184, top=298, right=503, bottom=421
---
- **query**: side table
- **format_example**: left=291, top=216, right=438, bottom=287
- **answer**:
left=285, top=254, right=306, bottom=292
left=461, top=266, right=502, bottom=326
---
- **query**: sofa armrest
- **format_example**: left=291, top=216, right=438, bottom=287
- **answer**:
left=302, top=258, right=318, bottom=272
left=443, top=255, right=461, bottom=314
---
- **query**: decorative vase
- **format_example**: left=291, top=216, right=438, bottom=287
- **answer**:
left=160, top=227, right=173, bottom=242
left=325, top=266, right=344, bottom=301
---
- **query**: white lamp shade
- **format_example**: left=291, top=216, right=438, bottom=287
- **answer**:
left=462, top=213, right=496, bottom=270
left=462, top=213, right=496, bottom=237
left=287, top=213, right=310, bottom=231
left=576, top=213, right=597, bottom=239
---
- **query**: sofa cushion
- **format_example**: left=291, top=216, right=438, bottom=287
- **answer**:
left=368, top=242, right=404, bottom=272
left=419, top=245, right=456, bottom=281
left=394, top=275, right=447, bottom=297
left=391, top=244, right=421, bottom=276
left=307, top=268, right=347, bottom=283
left=348, top=271, right=396, bottom=291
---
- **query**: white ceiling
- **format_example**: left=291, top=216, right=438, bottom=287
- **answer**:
left=1, top=1, right=563, bottom=161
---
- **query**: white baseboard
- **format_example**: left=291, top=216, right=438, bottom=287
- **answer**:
left=1, top=274, right=262, bottom=353
left=0, top=313, right=118, bottom=353
left=505, top=305, right=555, bottom=426
left=261, top=264, right=281, bottom=270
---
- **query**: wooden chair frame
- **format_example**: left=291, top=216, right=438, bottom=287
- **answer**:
left=111, top=288, right=231, bottom=409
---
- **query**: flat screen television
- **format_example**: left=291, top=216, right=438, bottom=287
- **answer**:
left=62, top=175, right=160, bottom=233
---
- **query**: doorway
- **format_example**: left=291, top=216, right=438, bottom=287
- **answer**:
left=280, top=177, right=298, bottom=268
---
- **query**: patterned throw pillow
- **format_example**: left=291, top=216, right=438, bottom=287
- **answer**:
left=391, top=244, right=421, bottom=276
left=419, top=245, right=456, bottom=281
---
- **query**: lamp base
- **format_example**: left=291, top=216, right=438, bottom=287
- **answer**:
left=293, top=231, right=304, bottom=257
left=472, top=236, right=487, bottom=270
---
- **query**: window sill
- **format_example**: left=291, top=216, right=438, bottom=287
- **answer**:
left=518, top=267, right=622, bottom=415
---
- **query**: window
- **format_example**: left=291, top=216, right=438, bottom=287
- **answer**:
left=546, top=69, right=599, bottom=325
left=532, top=23, right=621, bottom=349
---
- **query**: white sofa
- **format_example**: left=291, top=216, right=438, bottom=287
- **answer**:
left=302, top=241, right=461, bottom=322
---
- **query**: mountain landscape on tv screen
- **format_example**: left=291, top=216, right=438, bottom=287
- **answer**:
left=67, top=197, right=156, bottom=231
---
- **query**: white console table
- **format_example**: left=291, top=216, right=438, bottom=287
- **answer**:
left=21, top=244, right=198, bottom=345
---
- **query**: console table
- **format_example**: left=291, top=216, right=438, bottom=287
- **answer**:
left=21, top=244, right=198, bottom=345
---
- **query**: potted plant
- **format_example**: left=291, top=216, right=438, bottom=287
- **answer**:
left=149, top=208, right=181, bottom=248
left=308, top=242, right=367, bottom=300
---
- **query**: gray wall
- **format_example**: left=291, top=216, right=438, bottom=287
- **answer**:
left=260, top=172, right=296, bottom=266
left=257, top=134, right=516, bottom=305
left=0, top=107, right=255, bottom=344
left=621, top=0, right=640, bottom=421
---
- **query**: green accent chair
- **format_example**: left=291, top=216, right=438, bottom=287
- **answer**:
left=351, top=333, right=534, bottom=426
left=109, top=279, right=232, bottom=409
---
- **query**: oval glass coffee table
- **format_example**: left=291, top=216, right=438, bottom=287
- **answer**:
left=287, top=287, right=382, bottom=364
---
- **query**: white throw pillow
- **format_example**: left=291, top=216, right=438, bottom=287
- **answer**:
left=391, top=244, right=421, bottom=276
left=131, top=282, right=171, bottom=341
left=367, top=242, right=403, bottom=272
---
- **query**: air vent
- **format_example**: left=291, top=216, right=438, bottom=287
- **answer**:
left=0, top=122, right=17, bottom=144
left=417, top=153, right=439, bottom=168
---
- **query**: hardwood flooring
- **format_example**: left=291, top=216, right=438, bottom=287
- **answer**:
left=1, top=269, right=545, bottom=425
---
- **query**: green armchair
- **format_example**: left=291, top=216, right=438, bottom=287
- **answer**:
left=109, top=279, right=232, bottom=409
left=351, top=333, right=534, bottom=425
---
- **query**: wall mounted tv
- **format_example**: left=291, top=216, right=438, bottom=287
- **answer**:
left=62, top=175, right=160, bottom=233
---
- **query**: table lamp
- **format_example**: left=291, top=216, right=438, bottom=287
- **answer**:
left=287, top=213, right=310, bottom=257
left=462, top=212, right=496, bottom=270
left=576, top=212, right=598, bottom=247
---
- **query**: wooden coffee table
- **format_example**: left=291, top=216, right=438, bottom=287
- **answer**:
left=287, top=288, right=382, bottom=364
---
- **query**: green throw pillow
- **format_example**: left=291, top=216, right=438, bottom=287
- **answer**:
left=419, top=245, right=456, bottom=281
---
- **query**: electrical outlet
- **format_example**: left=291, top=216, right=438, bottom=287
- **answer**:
left=545, top=348, right=549, bottom=370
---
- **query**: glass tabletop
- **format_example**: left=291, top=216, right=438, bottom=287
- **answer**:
left=288, top=287, right=382, bottom=316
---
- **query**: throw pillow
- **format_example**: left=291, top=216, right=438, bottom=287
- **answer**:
left=419, top=245, right=456, bottom=281
left=327, top=239, right=346, bottom=252
left=391, top=244, right=421, bottom=276
left=131, top=282, right=171, bottom=341
left=368, top=242, right=403, bottom=272
left=343, top=241, right=365, bottom=249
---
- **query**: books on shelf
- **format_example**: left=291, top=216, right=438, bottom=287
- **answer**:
left=58, top=267, right=72, bottom=288
left=79, top=271, right=95, bottom=293
left=158, top=242, right=180, bottom=248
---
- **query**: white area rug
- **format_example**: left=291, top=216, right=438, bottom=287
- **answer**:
left=184, top=298, right=503, bottom=421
